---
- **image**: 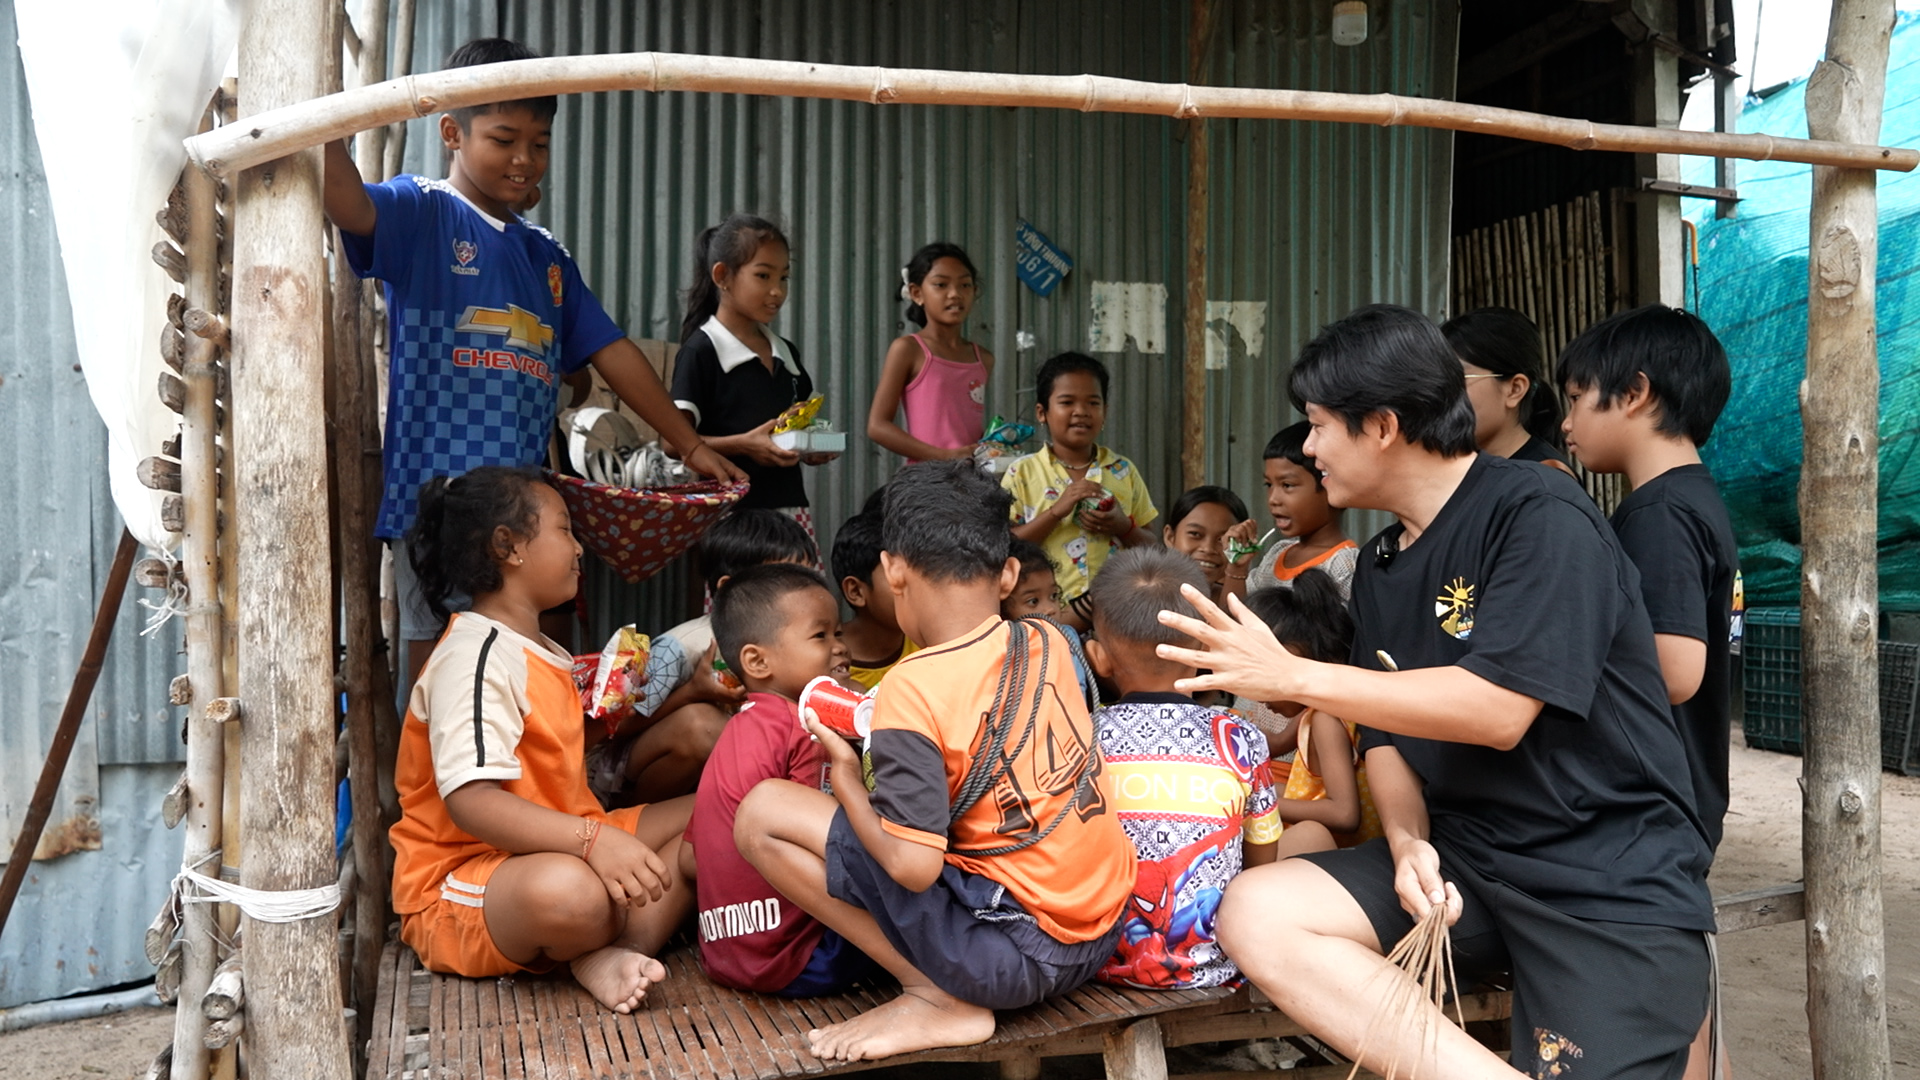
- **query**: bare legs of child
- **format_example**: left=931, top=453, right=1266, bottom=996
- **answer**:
left=620, top=703, right=730, bottom=800
left=1216, top=858, right=1515, bottom=1080
left=735, top=779, right=996, bottom=1061
left=482, top=795, right=696, bottom=1013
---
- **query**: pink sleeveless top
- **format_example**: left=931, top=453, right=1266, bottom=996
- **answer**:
left=899, top=334, right=987, bottom=456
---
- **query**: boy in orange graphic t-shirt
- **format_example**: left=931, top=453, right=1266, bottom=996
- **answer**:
left=734, top=460, right=1133, bottom=1063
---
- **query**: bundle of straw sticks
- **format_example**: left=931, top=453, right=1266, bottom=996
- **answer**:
left=1346, top=904, right=1465, bottom=1080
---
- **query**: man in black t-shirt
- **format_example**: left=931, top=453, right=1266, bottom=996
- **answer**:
left=1160, top=305, right=1713, bottom=1080
left=1559, top=304, right=1740, bottom=1080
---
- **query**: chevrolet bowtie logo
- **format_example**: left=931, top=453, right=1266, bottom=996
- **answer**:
left=455, top=304, right=555, bottom=356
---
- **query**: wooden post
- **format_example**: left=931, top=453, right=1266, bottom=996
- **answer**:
left=1102, top=1018, right=1168, bottom=1080
left=230, top=0, right=352, bottom=1074
left=1802, top=2, right=1894, bottom=1078
left=1627, top=0, right=1685, bottom=307
left=337, top=0, right=395, bottom=1064
left=169, top=102, right=230, bottom=1080
left=1179, top=0, right=1213, bottom=491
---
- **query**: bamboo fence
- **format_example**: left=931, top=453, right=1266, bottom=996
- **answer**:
left=182, top=52, right=1920, bottom=180
left=1449, top=190, right=1630, bottom=512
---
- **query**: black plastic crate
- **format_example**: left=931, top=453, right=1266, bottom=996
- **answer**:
left=1881, top=640, right=1920, bottom=775
left=1742, top=608, right=1802, bottom=753
left=1738, top=607, right=1920, bottom=772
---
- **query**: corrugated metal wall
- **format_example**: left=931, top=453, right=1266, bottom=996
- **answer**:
left=1, top=0, right=187, bottom=1007
left=1206, top=0, right=1457, bottom=541
left=393, top=0, right=1454, bottom=636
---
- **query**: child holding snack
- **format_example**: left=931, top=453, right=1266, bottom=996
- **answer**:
left=672, top=214, right=837, bottom=525
left=867, top=243, right=994, bottom=462
left=1083, top=549, right=1333, bottom=990
left=734, top=461, right=1133, bottom=1061
left=832, top=510, right=917, bottom=689
left=1242, top=577, right=1381, bottom=844
left=1003, top=353, right=1158, bottom=629
left=1230, top=422, right=1357, bottom=598
left=390, top=465, right=692, bottom=1013
left=681, top=563, right=885, bottom=995
left=1161, top=486, right=1253, bottom=605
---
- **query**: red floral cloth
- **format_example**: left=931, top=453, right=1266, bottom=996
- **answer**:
left=549, top=473, right=748, bottom=584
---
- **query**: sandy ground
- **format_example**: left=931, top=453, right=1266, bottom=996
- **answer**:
left=1, top=736, right=1913, bottom=1079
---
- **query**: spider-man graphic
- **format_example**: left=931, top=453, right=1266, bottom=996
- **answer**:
left=1099, top=824, right=1240, bottom=989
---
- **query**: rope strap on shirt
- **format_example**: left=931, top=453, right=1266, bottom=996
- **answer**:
left=946, top=617, right=1103, bottom=859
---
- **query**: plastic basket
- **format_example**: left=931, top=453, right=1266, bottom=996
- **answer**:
left=1741, top=608, right=1802, bottom=753
left=549, top=474, right=748, bottom=585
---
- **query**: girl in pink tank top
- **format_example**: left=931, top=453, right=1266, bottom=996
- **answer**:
left=867, top=243, right=995, bottom=463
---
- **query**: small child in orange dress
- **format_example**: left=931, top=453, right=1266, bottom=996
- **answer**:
left=1242, top=572, right=1382, bottom=845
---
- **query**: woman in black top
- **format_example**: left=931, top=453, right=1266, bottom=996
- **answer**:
left=1442, top=307, right=1576, bottom=477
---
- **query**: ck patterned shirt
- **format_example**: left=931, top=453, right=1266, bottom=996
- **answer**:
left=341, top=176, right=625, bottom=538
left=1094, top=692, right=1279, bottom=989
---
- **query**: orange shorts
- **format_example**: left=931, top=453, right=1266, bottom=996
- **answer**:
left=400, top=804, right=646, bottom=978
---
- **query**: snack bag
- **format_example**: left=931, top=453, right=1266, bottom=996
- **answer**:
left=772, top=394, right=826, bottom=434
left=573, top=626, right=651, bottom=740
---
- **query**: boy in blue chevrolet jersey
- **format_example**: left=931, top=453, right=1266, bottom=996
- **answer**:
left=322, top=37, right=745, bottom=685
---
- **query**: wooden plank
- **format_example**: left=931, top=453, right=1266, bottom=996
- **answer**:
left=369, top=943, right=403, bottom=1078
left=428, top=967, right=450, bottom=1080
left=1160, top=1007, right=1303, bottom=1048
left=666, top=964, right=754, bottom=1080
left=458, top=975, right=481, bottom=1080
left=1714, top=882, right=1807, bottom=934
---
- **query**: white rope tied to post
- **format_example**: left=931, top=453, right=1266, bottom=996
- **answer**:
left=136, top=545, right=189, bottom=636
left=175, top=863, right=342, bottom=924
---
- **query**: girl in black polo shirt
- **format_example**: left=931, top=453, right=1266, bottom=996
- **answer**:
left=671, top=214, right=836, bottom=529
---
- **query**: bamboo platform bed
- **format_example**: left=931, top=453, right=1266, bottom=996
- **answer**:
left=367, top=884, right=1806, bottom=1080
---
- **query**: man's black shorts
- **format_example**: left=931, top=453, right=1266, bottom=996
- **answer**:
left=1299, top=839, right=1710, bottom=1080
left=824, top=807, right=1120, bottom=1011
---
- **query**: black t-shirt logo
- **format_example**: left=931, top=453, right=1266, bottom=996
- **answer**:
left=1435, top=577, right=1477, bottom=640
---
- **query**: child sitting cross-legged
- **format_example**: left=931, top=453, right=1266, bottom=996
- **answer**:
left=391, top=466, right=693, bottom=1014
left=734, top=460, right=1135, bottom=1061
left=1084, top=549, right=1332, bottom=990
left=831, top=509, right=917, bottom=689
left=1242, top=576, right=1381, bottom=845
left=680, top=564, right=885, bottom=995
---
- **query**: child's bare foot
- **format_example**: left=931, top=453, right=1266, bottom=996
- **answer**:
left=806, top=987, right=995, bottom=1061
left=570, top=945, right=667, bottom=1013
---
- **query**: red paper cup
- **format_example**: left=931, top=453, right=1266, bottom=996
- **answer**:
left=799, top=676, right=874, bottom=739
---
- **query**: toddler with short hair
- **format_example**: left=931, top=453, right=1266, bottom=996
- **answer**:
left=681, top=563, right=884, bottom=995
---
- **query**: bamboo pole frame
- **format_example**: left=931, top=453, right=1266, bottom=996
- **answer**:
left=184, top=52, right=1920, bottom=180
left=168, top=98, right=229, bottom=1080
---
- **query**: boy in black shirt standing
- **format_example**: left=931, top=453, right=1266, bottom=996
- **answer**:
left=1161, top=305, right=1713, bottom=1080
left=1559, top=304, right=1739, bottom=1080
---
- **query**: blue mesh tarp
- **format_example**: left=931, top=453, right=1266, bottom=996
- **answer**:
left=1682, top=12, right=1920, bottom=610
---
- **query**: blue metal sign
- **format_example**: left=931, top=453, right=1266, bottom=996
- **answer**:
left=1015, top=220, right=1072, bottom=298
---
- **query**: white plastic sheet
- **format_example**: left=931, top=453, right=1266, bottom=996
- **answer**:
left=13, top=0, right=240, bottom=549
